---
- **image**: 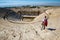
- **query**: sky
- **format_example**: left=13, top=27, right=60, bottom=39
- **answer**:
left=0, top=0, right=60, bottom=7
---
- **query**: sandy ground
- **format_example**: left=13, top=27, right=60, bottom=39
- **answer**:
left=0, top=7, right=60, bottom=40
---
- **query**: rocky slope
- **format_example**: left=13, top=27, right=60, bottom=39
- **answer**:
left=0, top=7, right=60, bottom=40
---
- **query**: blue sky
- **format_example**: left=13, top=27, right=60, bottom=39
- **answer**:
left=0, top=0, right=60, bottom=7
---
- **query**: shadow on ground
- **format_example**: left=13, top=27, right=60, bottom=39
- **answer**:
left=47, top=28, right=56, bottom=31
left=0, top=8, right=21, bottom=21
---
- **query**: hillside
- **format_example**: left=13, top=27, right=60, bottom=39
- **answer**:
left=0, top=7, right=60, bottom=40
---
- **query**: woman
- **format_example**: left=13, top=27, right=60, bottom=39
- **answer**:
left=41, top=16, right=48, bottom=30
